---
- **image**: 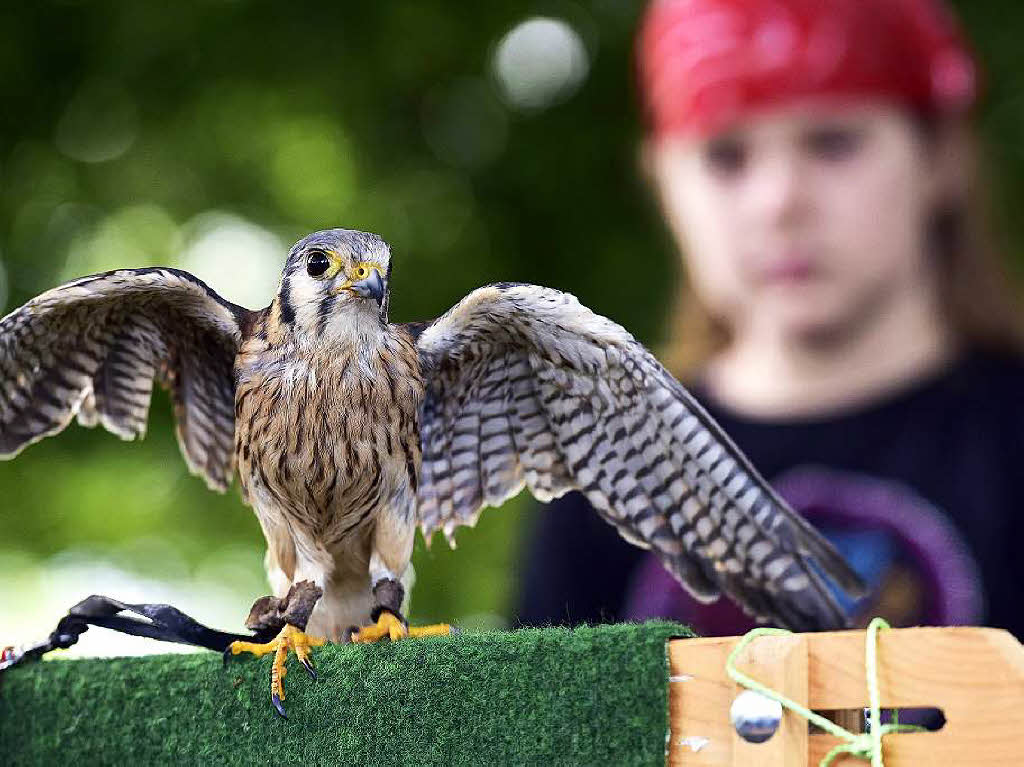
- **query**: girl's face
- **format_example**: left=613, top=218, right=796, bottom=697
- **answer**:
left=651, top=103, right=943, bottom=342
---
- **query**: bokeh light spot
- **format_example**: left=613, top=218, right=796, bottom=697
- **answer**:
left=177, top=212, right=284, bottom=309
left=54, top=80, right=139, bottom=163
left=61, top=204, right=180, bottom=280
left=492, top=17, right=590, bottom=111
left=266, top=118, right=357, bottom=226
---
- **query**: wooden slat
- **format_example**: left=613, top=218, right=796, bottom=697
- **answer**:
left=731, top=633, right=807, bottom=765
left=668, top=636, right=734, bottom=764
left=667, top=627, right=1024, bottom=766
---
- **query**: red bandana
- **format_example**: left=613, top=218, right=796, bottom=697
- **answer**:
left=638, top=0, right=977, bottom=138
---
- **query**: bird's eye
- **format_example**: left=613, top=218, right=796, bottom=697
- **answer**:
left=306, top=250, right=331, bottom=278
left=354, top=265, right=369, bottom=279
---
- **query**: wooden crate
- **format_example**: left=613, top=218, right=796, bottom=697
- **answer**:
left=667, top=627, right=1024, bottom=765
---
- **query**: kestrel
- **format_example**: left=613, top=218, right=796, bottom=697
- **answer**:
left=0, top=228, right=863, bottom=715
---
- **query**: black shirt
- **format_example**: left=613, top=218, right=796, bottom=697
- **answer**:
left=515, top=351, right=1024, bottom=639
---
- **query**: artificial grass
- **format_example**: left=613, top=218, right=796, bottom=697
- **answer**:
left=1, top=621, right=693, bottom=766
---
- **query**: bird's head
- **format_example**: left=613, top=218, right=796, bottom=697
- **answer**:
left=272, top=229, right=392, bottom=339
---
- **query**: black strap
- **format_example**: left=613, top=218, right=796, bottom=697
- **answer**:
left=1, top=595, right=268, bottom=676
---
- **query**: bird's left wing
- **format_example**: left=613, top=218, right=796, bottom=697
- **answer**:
left=410, top=283, right=864, bottom=631
left=0, top=268, right=248, bottom=490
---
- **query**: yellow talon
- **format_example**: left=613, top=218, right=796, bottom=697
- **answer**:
left=350, top=612, right=453, bottom=643
left=408, top=623, right=454, bottom=638
left=228, top=623, right=325, bottom=718
left=351, top=611, right=405, bottom=643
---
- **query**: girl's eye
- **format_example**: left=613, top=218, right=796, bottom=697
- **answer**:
left=306, top=250, right=331, bottom=277
left=804, top=126, right=864, bottom=161
left=703, top=136, right=748, bottom=177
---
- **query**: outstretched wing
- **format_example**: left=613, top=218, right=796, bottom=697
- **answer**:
left=0, top=268, right=248, bottom=491
left=411, top=283, right=865, bottom=631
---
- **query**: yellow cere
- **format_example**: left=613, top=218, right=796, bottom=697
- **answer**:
left=351, top=261, right=384, bottom=280
left=332, top=261, right=384, bottom=294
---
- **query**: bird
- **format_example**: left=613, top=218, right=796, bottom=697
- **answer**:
left=0, top=228, right=864, bottom=715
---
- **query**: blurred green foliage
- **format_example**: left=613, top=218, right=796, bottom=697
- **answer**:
left=1, top=1, right=1022, bottom=641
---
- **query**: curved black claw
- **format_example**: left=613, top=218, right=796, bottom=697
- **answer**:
left=300, top=655, right=317, bottom=680
left=272, top=692, right=288, bottom=719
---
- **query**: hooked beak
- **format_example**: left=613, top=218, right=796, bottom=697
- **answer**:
left=349, top=269, right=385, bottom=304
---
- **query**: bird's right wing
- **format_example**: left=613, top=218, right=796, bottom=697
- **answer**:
left=0, top=268, right=249, bottom=491
left=409, top=283, right=865, bottom=631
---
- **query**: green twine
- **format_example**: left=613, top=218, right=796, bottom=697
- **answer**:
left=725, top=618, right=923, bottom=766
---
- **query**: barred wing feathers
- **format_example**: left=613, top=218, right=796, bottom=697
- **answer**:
left=0, top=268, right=247, bottom=491
left=412, top=283, right=864, bottom=631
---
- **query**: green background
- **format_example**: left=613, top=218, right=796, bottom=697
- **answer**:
left=1, top=1, right=1021, bottom=651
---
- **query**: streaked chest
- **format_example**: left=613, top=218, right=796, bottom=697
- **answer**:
left=233, top=331, right=425, bottom=528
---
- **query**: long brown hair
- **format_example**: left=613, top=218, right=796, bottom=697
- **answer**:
left=658, top=118, right=1024, bottom=381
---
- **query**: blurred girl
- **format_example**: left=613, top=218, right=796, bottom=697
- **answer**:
left=517, top=0, right=1024, bottom=638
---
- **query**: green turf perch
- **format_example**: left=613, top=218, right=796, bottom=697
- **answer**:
left=1, top=621, right=692, bottom=766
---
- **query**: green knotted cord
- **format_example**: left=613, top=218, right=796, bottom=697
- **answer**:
left=725, top=618, right=922, bottom=766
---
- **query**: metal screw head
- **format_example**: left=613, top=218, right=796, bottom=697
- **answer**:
left=730, top=690, right=783, bottom=743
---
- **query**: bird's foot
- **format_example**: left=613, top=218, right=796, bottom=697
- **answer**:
left=227, top=623, right=325, bottom=718
left=347, top=608, right=453, bottom=643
